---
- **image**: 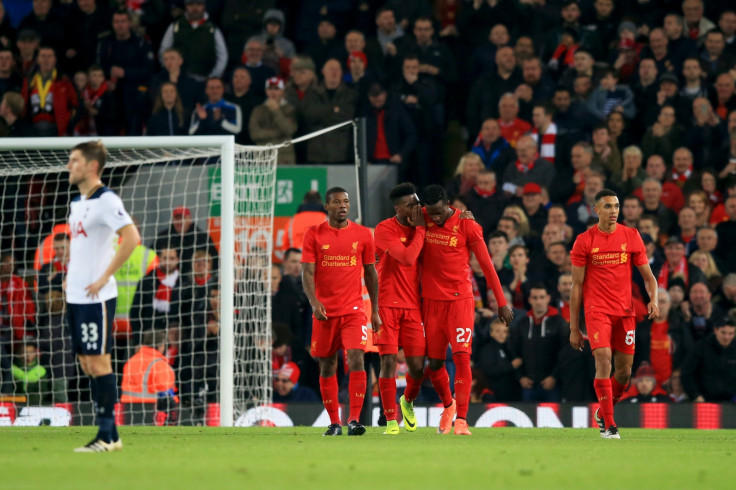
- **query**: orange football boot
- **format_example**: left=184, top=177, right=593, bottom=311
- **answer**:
left=437, top=399, right=456, bottom=434
left=454, top=418, right=472, bottom=436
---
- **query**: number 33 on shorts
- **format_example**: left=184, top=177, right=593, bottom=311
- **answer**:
left=625, top=330, right=635, bottom=345
left=81, top=322, right=99, bottom=349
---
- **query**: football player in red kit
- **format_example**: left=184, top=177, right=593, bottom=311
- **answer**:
left=569, top=189, right=659, bottom=439
left=373, top=183, right=428, bottom=434
left=302, top=187, right=381, bottom=436
left=420, top=185, right=513, bottom=435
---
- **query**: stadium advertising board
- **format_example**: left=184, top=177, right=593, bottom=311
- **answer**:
left=3, top=403, right=734, bottom=429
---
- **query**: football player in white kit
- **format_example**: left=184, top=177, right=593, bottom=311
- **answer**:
left=66, top=141, right=140, bottom=452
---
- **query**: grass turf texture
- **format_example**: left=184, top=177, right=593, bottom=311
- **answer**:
left=3, top=427, right=735, bottom=489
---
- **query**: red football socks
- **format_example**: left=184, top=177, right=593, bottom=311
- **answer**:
left=379, top=377, right=397, bottom=421
left=610, top=375, right=626, bottom=406
left=453, top=352, right=471, bottom=419
left=594, top=378, right=616, bottom=428
left=348, top=371, right=367, bottom=422
left=319, top=375, right=340, bottom=425
left=429, top=365, right=454, bottom=407
left=404, top=371, right=422, bottom=403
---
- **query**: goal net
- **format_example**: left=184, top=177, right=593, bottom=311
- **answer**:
left=0, top=136, right=276, bottom=427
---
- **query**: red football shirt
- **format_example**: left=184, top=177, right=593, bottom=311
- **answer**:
left=570, top=224, right=648, bottom=317
left=420, top=208, right=506, bottom=306
left=301, top=220, right=375, bottom=317
left=374, top=217, right=424, bottom=309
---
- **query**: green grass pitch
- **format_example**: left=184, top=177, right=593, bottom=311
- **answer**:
left=3, top=427, right=736, bottom=489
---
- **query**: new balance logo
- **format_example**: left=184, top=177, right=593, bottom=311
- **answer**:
left=355, top=393, right=365, bottom=398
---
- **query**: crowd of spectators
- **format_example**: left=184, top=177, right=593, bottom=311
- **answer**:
left=3, top=0, right=736, bottom=411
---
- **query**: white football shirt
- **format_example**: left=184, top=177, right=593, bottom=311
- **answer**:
left=66, top=186, right=134, bottom=304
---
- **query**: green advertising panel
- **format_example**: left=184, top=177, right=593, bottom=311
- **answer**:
left=209, top=167, right=328, bottom=217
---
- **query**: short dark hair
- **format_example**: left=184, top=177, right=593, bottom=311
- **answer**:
left=113, top=9, right=132, bottom=20
left=451, top=195, right=470, bottom=209
left=683, top=56, right=704, bottom=68
left=639, top=214, right=659, bottom=227
left=529, top=282, right=549, bottom=294
left=498, top=216, right=519, bottom=229
left=325, top=186, right=348, bottom=202
left=534, top=102, right=555, bottom=117
left=389, top=182, right=417, bottom=205
left=413, top=16, right=433, bottom=27
left=548, top=240, right=567, bottom=250
left=705, top=28, right=724, bottom=39
left=53, top=233, right=69, bottom=242
left=623, top=195, right=642, bottom=206
left=142, top=330, right=167, bottom=348
left=600, top=67, right=618, bottom=79
left=488, top=230, right=509, bottom=242
left=302, top=190, right=323, bottom=205
left=422, top=185, right=447, bottom=206
left=376, top=6, right=393, bottom=18
left=72, top=140, right=107, bottom=175
left=508, top=244, right=528, bottom=256
left=284, top=248, right=301, bottom=261
left=595, top=189, right=618, bottom=203
left=548, top=203, right=566, bottom=213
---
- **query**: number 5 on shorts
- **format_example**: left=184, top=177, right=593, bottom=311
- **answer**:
left=625, top=330, right=635, bottom=345
left=456, top=328, right=472, bottom=343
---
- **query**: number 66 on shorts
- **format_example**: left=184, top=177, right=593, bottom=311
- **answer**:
left=586, top=310, right=636, bottom=355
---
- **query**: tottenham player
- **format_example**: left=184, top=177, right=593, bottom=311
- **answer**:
left=67, top=141, right=140, bottom=452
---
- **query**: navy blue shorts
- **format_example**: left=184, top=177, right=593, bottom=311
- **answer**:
left=67, top=298, right=116, bottom=355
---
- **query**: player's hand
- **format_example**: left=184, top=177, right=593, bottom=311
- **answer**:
left=569, top=327, right=585, bottom=351
left=647, top=299, right=660, bottom=320
left=371, top=309, right=382, bottom=333
left=84, top=275, right=109, bottom=299
left=459, top=210, right=475, bottom=221
left=498, top=305, right=514, bottom=326
left=541, top=376, right=556, bottom=390
left=311, top=300, right=328, bottom=320
left=520, top=376, right=534, bottom=389
left=407, top=204, right=425, bottom=227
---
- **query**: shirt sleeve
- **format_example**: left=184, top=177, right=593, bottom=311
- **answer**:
left=465, top=219, right=485, bottom=247
left=375, top=221, right=425, bottom=266
left=570, top=234, right=588, bottom=267
left=470, top=238, right=508, bottom=309
left=100, top=192, right=134, bottom=233
left=631, top=229, right=648, bottom=267
left=361, top=228, right=375, bottom=265
left=301, top=226, right=316, bottom=263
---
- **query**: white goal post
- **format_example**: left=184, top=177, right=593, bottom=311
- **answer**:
left=0, top=135, right=275, bottom=428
